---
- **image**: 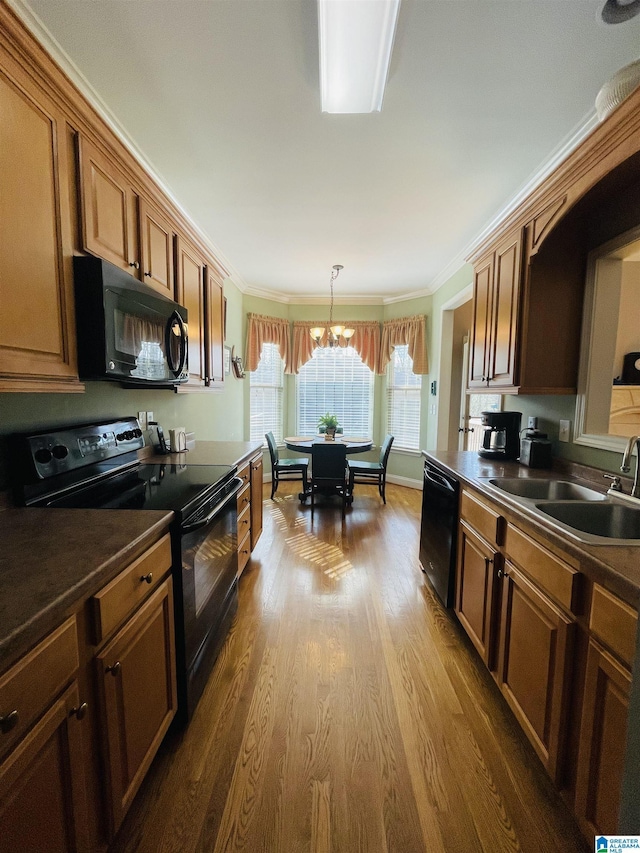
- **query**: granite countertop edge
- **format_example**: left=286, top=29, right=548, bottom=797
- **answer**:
left=0, top=510, right=173, bottom=674
left=423, top=450, right=640, bottom=609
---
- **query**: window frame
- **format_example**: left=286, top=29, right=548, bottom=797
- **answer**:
left=386, top=344, right=422, bottom=452
left=249, top=342, right=285, bottom=446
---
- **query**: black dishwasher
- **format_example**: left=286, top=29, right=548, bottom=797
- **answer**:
left=419, top=460, right=460, bottom=607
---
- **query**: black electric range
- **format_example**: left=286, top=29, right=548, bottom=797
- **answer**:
left=10, top=417, right=243, bottom=722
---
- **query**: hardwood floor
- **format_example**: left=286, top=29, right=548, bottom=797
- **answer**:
left=109, top=483, right=587, bottom=853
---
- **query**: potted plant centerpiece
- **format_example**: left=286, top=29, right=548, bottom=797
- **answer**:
left=318, top=412, right=339, bottom=440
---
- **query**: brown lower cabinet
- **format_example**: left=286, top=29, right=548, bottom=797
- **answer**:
left=455, top=486, right=637, bottom=841
left=236, top=451, right=264, bottom=577
left=0, top=531, right=176, bottom=850
left=496, top=561, right=574, bottom=783
left=96, top=578, right=177, bottom=834
left=0, top=624, right=91, bottom=853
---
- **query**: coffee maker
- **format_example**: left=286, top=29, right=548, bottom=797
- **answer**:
left=478, top=411, right=522, bottom=460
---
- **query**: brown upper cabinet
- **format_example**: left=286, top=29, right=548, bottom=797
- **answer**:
left=0, top=44, right=81, bottom=393
left=176, top=235, right=207, bottom=386
left=206, top=265, right=225, bottom=387
left=467, top=86, right=640, bottom=395
left=469, top=229, right=523, bottom=390
left=78, top=137, right=174, bottom=299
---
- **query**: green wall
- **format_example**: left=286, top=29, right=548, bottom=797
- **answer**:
left=0, top=280, right=246, bottom=490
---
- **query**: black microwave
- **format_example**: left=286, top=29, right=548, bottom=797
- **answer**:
left=73, top=256, right=188, bottom=386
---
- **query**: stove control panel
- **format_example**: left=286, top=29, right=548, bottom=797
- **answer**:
left=13, top=418, right=145, bottom=482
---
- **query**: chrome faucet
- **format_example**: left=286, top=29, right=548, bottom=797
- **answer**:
left=620, top=434, right=640, bottom=499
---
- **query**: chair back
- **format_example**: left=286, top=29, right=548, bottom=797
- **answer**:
left=265, top=431, right=279, bottom=466
left=379, top=434, right=395, bottom=467
left=311, top=443, right=347, bottom=482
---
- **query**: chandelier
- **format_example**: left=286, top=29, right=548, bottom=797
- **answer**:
left=310, top=265, right=355, bottom=347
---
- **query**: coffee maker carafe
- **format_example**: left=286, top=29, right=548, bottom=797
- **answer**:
left=478, top=411, right=522, bottom=460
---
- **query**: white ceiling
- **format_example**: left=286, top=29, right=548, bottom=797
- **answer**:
left=14, top=0, right=640, bottom=301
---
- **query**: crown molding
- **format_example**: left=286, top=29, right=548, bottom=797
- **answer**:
left=6, top=0, right=248, bottom=288
left=8, top=0, right=602, bottom=304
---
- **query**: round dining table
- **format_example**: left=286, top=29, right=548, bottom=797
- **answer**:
left=284, top=436, right=373, bottom=454
left=284, top=436, right=374, bottom=503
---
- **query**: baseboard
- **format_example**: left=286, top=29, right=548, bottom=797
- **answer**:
left=386, top=474, right=421, bottom=490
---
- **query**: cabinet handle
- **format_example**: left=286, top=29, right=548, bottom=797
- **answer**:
left=0, top=710, right=19, bottom=734
left=144, top=271, right=152, bottom=278
left=70, top=702, right=89, bottom=721
left=140, top=572, right=153, bottom=584
left=484, top=557, right=493, bottom=567
left=129, top=261, right=140, bottom=269
left=105, top=661, right=121, bottom=677
left=497, top=568, right=503, bottom=578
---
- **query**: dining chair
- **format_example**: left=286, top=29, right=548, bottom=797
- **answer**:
left=265, top=432, right=309, bottom=499
left=347, top=434, right=394, bottom=504
left=310, top=443, right=348, bottom=519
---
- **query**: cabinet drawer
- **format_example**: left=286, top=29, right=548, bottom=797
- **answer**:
left=238, top=503, right=251, bottom=543
left=237, top=482, right=251, bottom=514
left=460, top=489, right=503, bottom=546
left=91, top=534, right=172, bottom=644
left=504, top=524, right=580, bottom=613
left=0, top=616, right=79, bottom=759
left=590, top=585, right=637, bottom=668
left=238, top=530, right=251, bottom=578
left=237, top=462, right=251, bottom=489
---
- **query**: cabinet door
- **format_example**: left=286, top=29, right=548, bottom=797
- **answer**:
left=0, top=681, right=90, bottom=853
left=250, top=454, right=264, bottom=550
left=78, top=136, right=139, bottom=275
left=97, top=578, right=177, bottom=835
left=0, top=61, right=79, bottom=388
left=176, top=236, right=206, bottom=384
left=206, top=267, right=225, bottom=386
left=139, top=198, right=175, bottom=297
left=497, top=562, right=574, bottom=782
left=455, top=520, right=499, bottom=667
left=575, top=639, right=631, bottom=837
left=487, top=229, right=523, bottom=387
left=469, top=254, right=493, bottom=388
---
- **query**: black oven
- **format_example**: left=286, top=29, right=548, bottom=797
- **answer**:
left=10, top=418, right=242, bottom=722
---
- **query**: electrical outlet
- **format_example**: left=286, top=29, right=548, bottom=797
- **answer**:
left=137, top=411, right=147, bottom=429
left=527, top=416, right=538, bottom=430
left=559, top=419, right=571, bottom=442
left=146, top=411, right=154, bottom=425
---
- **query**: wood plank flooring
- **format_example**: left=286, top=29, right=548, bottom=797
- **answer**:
left=109, top=483, right=588, bottom=853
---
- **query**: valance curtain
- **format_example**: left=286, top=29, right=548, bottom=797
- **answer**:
left=291, top=320, right=381, bottom=374
left=379, top=315, right=428, bottom=374
left=245, top=313, right=293, bottom=374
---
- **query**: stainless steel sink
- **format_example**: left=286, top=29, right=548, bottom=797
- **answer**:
left=488, top=478, right=605, bottom=501
left=535, top=500, right=640, bottom=544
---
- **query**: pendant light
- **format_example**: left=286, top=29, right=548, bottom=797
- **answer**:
left=310, top=265, right=355, bottom=347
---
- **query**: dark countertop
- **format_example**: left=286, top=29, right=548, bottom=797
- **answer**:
left=143, top=440, right=264, bottom=468
left=424, top=450, right=640, bottom=609
left=0, top=508, right=173, bottom=674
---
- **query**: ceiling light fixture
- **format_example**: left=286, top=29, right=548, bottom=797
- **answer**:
left=310, top=265, right=355, bottom=347
left=318, top=0, right=401, bottom=114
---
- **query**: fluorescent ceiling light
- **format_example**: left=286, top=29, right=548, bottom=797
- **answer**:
left=318, top=0, right=400, bottom=114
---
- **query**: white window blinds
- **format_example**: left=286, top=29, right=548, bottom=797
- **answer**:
left=296, top=346, right=374, bottom=436
left=387, top=344, right=421, bottom=450
left=250, top=343, right=284, bottom=444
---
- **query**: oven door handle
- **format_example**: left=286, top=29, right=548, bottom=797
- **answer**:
left=166, top=310, right=187, bottom=379
left=424, top=466, right=457, bottom=494
left=181, top=477, right=243, bottom=534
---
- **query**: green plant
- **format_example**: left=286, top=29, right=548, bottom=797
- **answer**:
left=317, top=412, right=339, bottom=430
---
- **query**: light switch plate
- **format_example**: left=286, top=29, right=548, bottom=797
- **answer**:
left=559, top=419, right=571, bottom=442
left=138, top=411, right=147, bottom=429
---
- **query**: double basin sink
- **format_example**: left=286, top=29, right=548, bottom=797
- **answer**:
left=485, top=478, right=640, bottom=545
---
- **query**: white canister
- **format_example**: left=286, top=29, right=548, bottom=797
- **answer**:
left=169, top=427, right=187, bottom=452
